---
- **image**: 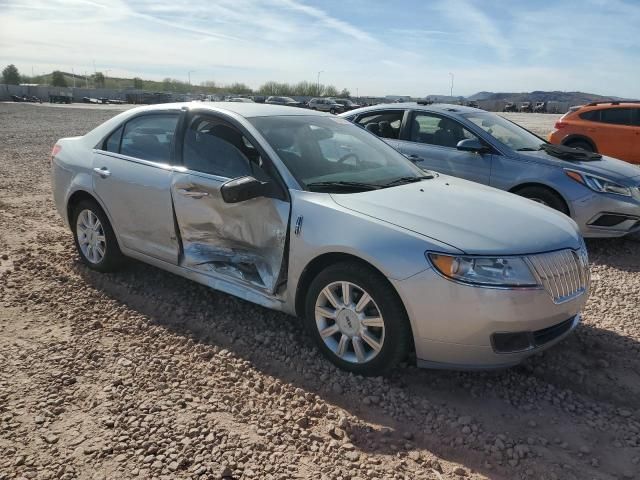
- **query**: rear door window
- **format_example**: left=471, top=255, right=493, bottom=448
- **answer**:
left=599, top=108, right=633, bottom=126
left=120, top=114, right=179, bottom=162
left=355, top=110, right=405, bottom=139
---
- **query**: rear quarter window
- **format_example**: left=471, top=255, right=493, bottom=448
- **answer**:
left=103, top=126, right=123, bottom=152
left=599, top=108, right=633, bottom=126
left=579, top=110, right=600, bottom=122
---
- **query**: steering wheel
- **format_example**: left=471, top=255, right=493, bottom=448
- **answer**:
left=337, top=153, right=359, bottom=165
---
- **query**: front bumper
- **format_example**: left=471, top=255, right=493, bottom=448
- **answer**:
left=570, top=189, right=640, bottom=238
left=391, top=267, right=587, bottom=369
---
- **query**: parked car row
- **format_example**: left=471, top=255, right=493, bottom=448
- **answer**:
left=53, top=100, right=634, bottom=376
left=11, top=94, right=42, bottom=103
left=501, top=101, right=560, bottom=114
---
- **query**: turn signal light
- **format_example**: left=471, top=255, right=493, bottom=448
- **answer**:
left=50, top=144, right=61, bottom=164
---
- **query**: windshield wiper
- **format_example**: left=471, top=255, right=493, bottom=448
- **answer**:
left=306, top=181, right=383, bottom=192
left=516, top=146, right=543, bottom=151
left=383, top=175, right=433, bottom=186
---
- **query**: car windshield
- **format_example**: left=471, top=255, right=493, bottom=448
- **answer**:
left=249, top=115, right=428, bottom=192
left=464, top=112, right=545, bottom=151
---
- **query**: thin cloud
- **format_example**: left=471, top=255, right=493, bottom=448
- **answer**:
left=0, top=0, right=638, bottom=97
left=434, top=0, right=511, bottom=61
left=272, top=0, right=376, bottom=42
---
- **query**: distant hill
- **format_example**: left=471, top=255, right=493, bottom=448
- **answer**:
left=466, top=90, right=636, bottom=104
left=466, top=91, right=494, bottom=101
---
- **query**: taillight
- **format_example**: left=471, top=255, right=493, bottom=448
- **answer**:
left=50, top=144, right=61, bottom=164
left=554, top=121, right=567, bottom=129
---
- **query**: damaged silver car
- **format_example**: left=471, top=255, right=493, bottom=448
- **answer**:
left=52, top=103, right=589, bottom=375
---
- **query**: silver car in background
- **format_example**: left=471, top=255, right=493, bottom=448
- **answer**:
left=342, top=103, right=640, bottom=238
left=52, top=103, right=589, bottom=374
left=308, top=98, right=344, bottom=114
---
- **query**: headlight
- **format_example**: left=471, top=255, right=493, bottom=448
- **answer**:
left=428, top=253, right=539, bottom=288
left=565, top=170, right=631, bottom=197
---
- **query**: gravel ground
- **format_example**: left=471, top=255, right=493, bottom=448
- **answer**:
left=1, top=103, right=639, bottom=480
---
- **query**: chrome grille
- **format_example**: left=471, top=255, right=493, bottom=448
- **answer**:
left=527, top=248, right=589, bottom=303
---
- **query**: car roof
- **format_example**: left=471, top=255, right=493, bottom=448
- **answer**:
left=580, top=101, right=640, bottom=109
left=341, top=102, right=481, bottom=116
left=126, top=101, right=328, bottom=118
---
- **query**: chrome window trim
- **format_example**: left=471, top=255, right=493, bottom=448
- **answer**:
left=93, top=150, right=174, bottom=171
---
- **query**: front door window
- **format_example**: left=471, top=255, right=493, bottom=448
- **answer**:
left=410, top=112, right=478, bottom=148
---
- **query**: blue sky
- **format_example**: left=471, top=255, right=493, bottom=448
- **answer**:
left=1, top=0, right=639, bottom=97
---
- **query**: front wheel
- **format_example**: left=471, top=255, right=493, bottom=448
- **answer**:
left=565, top=140, right=594, bottom=152
left=329, top=108, right=336, bottom=114
left=72, top=199, right=124, bottom=272
left=305, top=262, right=411, bottom=376
left=515, top=186, right=569, bottom=216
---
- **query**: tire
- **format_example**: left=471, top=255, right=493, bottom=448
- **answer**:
left=565, top=140, right=593, bottom=152
left=329, top=108, right=336, bottom=115
left=304, top=261, right=411, bottom=376
left=72, top=199, right=124, bottom=272
left=515, top=186, right=570, bottom=216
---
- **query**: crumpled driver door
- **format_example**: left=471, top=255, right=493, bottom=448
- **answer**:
left=171, top=170, right=290, bottom=295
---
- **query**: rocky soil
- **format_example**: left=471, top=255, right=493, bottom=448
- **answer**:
left=1, top=103, right=639, bottom=480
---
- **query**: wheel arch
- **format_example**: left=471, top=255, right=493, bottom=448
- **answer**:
left=561, top=134, right=598, bottom=152
left=294, top=251, right=416, bottom=352
left=66, top=189, right=118, bottom=237
left=508, top=182, right=572, bottom=217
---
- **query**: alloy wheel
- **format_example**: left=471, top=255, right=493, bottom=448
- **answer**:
left=314, top=281, right=385, bottom=364
left=528, top=197, right=549, bottom=206
left=76, top=209, right=106, bottom=264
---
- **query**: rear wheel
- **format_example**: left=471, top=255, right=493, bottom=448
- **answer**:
left=305, top=262, right=411, bottom=376
left=515, top=186, right=569, bottom=216
left=329, top=108, right=336, bottom=114
left=565, top=140, right=594, bottom=152
left=72, top=199, right=124, bottom=272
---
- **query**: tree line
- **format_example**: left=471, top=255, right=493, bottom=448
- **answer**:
left=2, top=64, right=351, bottom=97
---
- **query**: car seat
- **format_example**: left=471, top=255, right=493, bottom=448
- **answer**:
left=365, top=123, right=380, bottom=136
left=434, top=119, right=459, bottom=148
left=378, top=120, right=395, bottom=138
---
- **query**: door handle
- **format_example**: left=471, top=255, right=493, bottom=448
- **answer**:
left=177, top=188, right=209, bottom=198
left=93, top=167, right=111, bottom=178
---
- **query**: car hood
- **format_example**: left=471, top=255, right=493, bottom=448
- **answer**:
left=331, top=175, right=582, bottom=256
left=519, top=150, right=640, bottom=185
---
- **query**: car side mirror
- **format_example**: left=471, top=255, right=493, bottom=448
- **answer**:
left=220, top=176, right=268, bottom=203
left=457, top=138, right=489, bottom=153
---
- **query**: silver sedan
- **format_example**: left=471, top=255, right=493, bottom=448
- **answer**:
left=341, top=103, right=640, bottom=238
left=51, top=103, right=589, bottom=375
